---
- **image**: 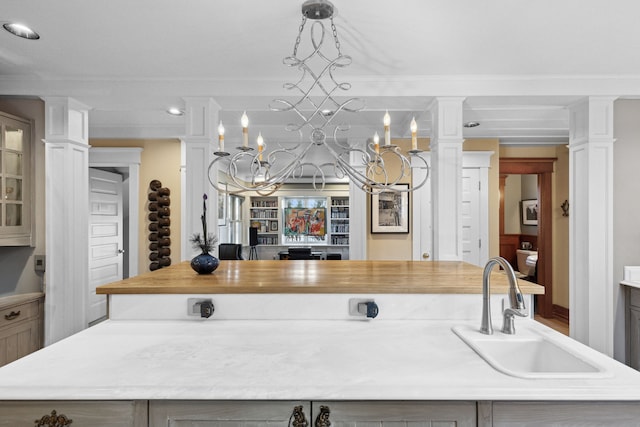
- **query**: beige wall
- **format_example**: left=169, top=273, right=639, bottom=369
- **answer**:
left=367, top=138, right=427, bottom=260
left=0, top=99, right=45, bottom=297
left=367, top=138, right=502, bottom=261
left=90, top=139, right=182, bottom=274
left=499, top=145, right=570, bottom=309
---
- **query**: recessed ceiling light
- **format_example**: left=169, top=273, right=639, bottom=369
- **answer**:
left=167, top=107, right=184, bottom=116
left=463, top=121, right=480, bottom=128
left=3, top=23, right=40, bottom=40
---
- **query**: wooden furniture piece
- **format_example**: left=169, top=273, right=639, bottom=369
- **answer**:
left=0, top=292, right=43, bottom=367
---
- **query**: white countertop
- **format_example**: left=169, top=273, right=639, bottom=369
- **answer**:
left=1, top=318, right=640, bottom=401
left=621, top=265, right=640, bottom=288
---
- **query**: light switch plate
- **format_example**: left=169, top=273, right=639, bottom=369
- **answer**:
left=34, top=255, right=45, bottom=272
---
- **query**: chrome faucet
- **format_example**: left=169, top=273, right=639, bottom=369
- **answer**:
left=480, top=256, right=528, bottom=335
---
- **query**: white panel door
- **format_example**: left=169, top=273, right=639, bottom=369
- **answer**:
left=461, top=168, right=481, bottom=266
left=88, top=168, right=123, bottom=324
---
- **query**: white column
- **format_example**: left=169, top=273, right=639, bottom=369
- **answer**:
left=569, top=96, right=617, bottom=356
left=349, top=146, right=367, bottom=260
left=412, top=152, right=432, bottom=261
left=429, top=97, right=465, bottom=261
left=42, top=97, right=90, bottom=346
left=181, top=98, right=220, bottom=260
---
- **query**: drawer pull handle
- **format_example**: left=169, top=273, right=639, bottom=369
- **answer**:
left=315, top=405, right=331, bottom=427
left=4, top=310, right=20, bottom=321
left=35, top=409, right=73, bottom=426
left=288, top=405, right=308, bottom=427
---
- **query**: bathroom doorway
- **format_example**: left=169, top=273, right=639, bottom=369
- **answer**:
left=499, top=158, right=555, bottom=318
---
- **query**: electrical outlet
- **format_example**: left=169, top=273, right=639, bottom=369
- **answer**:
left=348, top=298, right=378, bottom=318
left=34, top=255, right=45, bottom=272
left=187, top=298, right=214, bottom=318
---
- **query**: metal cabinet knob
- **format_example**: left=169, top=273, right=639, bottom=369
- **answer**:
left=422, top=252, right=430, bottom=259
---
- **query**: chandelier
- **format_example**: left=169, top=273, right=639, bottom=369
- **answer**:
left=208, top=0, right=429, bottom=195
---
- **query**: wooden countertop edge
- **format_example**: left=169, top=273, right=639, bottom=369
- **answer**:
left=96, top=260, right=544, bottom=295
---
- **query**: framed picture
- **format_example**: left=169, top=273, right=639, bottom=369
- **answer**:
left=270, top=220, right=278, bottom=232
left=371, top=184, right=410, bottom=233
left=218, top=183, right=227, bottom=226
left=284, top=207, right=326, bottom=238
left=521, top=199, right=538, bottom=226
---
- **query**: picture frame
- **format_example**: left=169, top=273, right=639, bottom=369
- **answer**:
left=521, top=199, right=538, bottom=226
left=284, top=207, right=326, bottom=238
left=371, top=184, right=410, bottom=234
left=218, top=183, right=227, bottom=226
left=270, top=220, right=278, bottom=232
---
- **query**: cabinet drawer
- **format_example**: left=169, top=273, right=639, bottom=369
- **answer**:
left=0, top=300, right=38, bottom=329
left=0, top=401, right=147, bottom=426
left=630, top=288, right=640, bottom=309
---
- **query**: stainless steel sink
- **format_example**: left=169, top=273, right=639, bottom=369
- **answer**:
left=452, top=324, right=611, bottom=379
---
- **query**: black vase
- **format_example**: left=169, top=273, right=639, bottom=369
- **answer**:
left=190, top=252, right=219, bottom=274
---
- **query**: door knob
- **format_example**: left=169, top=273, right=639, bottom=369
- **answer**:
left=422, top=252, right=430, bottom=259
left=118, top=249, right=126, bottom=254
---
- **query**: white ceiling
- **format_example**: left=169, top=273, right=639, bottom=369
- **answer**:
left=1, top=0, right=640, bottom=146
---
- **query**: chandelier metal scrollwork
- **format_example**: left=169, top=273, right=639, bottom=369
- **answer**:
left=208, top=0, right=429, bottom=195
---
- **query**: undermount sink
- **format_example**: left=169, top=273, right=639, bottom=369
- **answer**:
left=452, top=324, right=611, bottom=379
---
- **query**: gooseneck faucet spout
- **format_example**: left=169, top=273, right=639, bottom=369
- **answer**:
left=480, top=256, right=528, bottom=335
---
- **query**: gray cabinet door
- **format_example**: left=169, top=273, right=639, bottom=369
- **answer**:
left=0, top=401, right=147, bottom=426
left=311, top=401, right=476, bottom=427
left=149, top=401, right=311, bottom=427
left=490, top=402, right=640, bottom=427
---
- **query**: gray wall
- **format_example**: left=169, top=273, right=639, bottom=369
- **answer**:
left=613, top=99, right=640, bottom=361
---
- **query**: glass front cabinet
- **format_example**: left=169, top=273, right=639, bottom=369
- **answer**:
left=0, top=111, right=33, bottom=246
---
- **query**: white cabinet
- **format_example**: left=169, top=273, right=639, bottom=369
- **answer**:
left=0, top=111, right=33, bottom=246
left=0, top=401, right=147, bottom=426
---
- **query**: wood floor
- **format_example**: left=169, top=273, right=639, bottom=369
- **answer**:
left=535, top=315, right=569, bottom=336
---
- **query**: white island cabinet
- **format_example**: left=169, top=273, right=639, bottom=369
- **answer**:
left=2, top=261, right=640, bottom=426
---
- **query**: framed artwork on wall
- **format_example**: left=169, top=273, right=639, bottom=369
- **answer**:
left=521, top=199, right=538, bottom=226
left=218, top=183, right=227, bottom=226
left=371, top=184, right=410, bottom=234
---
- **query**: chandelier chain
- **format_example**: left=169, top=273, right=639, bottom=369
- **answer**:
left=330, top=17, right=341, bottom=55
left=293, top=16, right=307, bottom=57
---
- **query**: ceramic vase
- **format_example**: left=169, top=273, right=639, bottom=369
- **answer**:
left=190, top=252, right=219, bottom=274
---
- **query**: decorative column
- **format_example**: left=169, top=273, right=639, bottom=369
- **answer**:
left=181, top=98, right=220, bottom=260
left=349, top=146, right=367, bottom=260
left=42, top=97, right=90, bottom=346
left=569, top=96, right=617, bottom=356
left=429, top=97, right=465, bottom=261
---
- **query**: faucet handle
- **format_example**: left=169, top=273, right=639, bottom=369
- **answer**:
left=501, top=307, right=528, bottom=334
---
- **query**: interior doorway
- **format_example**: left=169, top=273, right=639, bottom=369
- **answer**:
left=499, top=158, right=555, bottom=318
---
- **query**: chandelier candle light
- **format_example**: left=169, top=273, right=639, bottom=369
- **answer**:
left=208, top=0, right=429, bottom=195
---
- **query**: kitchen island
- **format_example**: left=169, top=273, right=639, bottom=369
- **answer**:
left=2, top=261, right=640, bottom=426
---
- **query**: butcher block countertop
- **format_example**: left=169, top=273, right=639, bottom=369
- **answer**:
left=96, top=260, right=544, bottom=295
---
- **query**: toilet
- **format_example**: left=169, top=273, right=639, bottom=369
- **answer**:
left=516, top=249, right=537, bottom=277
